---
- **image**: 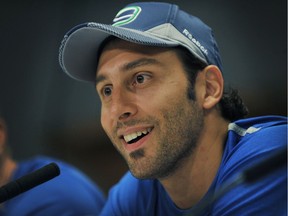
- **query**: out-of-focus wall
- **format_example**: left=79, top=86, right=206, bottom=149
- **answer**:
left=0, top=0, right=286, bottom=194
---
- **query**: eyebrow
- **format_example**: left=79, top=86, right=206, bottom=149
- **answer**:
left=95, top=58, right=161, bottom=86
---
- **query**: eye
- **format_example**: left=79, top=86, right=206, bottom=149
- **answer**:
left=132, top=73, right=151, bottom=86
left=136, top=74, right=145, bottom=83
left=102, top=86, right=112, bottom=97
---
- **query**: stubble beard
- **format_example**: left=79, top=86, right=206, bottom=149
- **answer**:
left=125, top=101, right=204, bottom=180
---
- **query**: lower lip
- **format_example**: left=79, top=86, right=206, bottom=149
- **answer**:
left=124, top=132, right=151, bottom=152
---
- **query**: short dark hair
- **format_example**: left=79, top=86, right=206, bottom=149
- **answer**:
left=173, top=46, right=249, bottom=121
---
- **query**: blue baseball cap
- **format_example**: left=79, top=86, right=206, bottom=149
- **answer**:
left=59, top=2, right=222, bottom=82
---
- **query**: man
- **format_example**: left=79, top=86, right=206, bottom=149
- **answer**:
left=59, top=2, right=287, bottom=215
left=0, top=114, right=106, bottom=215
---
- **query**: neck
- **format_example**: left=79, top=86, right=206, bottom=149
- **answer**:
left=159, top=114, right=229, bottom=209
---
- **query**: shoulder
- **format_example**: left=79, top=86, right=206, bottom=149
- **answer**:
left=228, top=115, right=287, bottom=137
left=221, top=115, right=286, bottom=176
left=225, top=115, right=286, bottom=160
left=16, top=156, right=104, bottom=195
left=8, top=156, right=105, bottom=215
left=211, top=116, right=287, bottom=215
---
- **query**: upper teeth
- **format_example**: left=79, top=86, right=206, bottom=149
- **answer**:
left=123, top=128, right=152, bottom=143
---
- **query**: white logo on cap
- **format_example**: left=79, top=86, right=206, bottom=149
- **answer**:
left=112, top=6, right=142, bottom=27
left=183, top=29, right=208, bottom=55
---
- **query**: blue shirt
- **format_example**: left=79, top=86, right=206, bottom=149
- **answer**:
left=0, top=156, right=106, bottom=216
left=100, top=115, right=287, bottom=216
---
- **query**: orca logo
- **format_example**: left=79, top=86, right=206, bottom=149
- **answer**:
left=112, top=6, right=141, bottom=26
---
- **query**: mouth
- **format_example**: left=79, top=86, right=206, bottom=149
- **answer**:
left=122, top=127, right=153, bottom=144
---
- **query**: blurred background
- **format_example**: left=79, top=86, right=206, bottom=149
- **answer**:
left=0, top=0, right=286, bottom=195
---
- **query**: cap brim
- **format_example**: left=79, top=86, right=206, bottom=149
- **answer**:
left=59, top=22, right=178, bottom=82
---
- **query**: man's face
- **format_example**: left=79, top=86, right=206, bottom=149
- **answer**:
left=96, top=40, right=204, bottom=179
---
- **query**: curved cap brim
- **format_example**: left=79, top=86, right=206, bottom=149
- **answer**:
left=59, top=22, right=179, bottom=83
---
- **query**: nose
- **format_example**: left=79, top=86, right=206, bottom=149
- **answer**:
left=110, top=89, right=137, bottom=121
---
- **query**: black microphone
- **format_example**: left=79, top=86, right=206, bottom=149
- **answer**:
left=0, top=162, right=60, bottom=203
left=243, top=146, right=287, bottom=183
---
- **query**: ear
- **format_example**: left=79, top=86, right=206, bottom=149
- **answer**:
left=202, top=65, right=224, bottom=109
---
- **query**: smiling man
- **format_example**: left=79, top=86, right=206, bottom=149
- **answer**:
left=96, top=40, right=212, bottom=183
left=59, top=2, right=287, bottom=216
